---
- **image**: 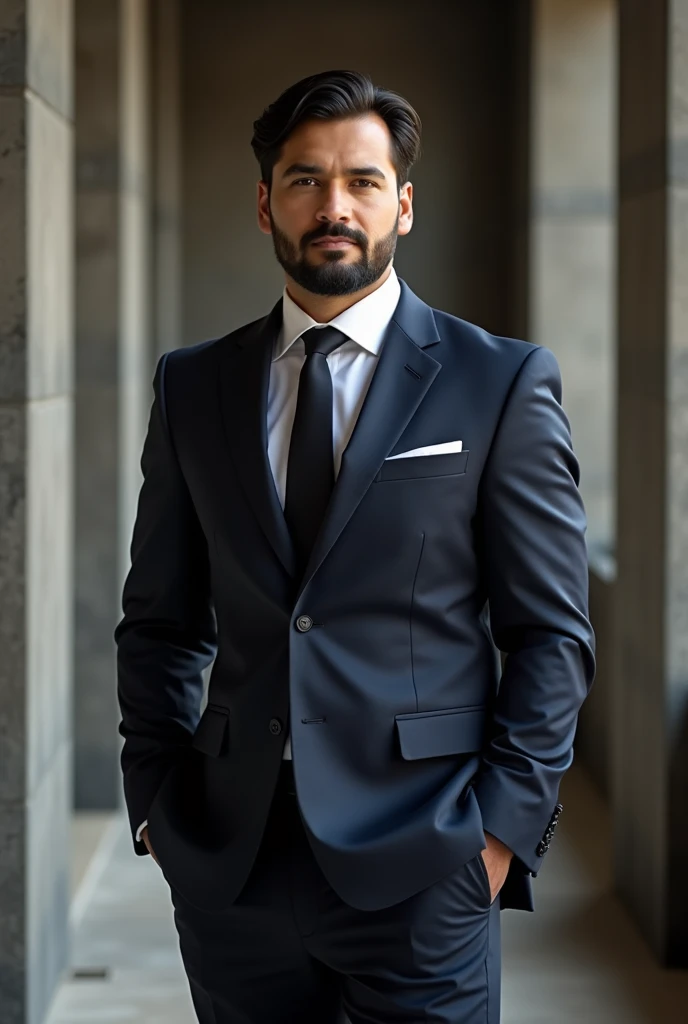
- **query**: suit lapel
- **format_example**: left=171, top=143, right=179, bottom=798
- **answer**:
left=296, top=280, right=442, bottom=599
left=218, top=280, right=442, bottom=594
left=219, top=299, right=298, bottom=578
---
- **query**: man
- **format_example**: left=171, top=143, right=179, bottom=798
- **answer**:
left=116, top=69, right=595, bottom=1023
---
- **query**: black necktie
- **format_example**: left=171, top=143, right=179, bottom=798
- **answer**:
left=284, top=326, right=349, bottom=574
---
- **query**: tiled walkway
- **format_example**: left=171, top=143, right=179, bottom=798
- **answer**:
left=45, top=766, right=688, bottom=1023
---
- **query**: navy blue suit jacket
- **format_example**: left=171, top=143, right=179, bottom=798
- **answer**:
left=115, top=279, right=595, bottom=913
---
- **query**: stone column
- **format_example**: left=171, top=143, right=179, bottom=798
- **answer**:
left=530, top=0, right=617, bottom=552
left=73, top=0, right=152, bottom=812
left=529, top=0, right=617, bottom=796
left=74, top=0, right=122, bottom=811
left=615, top=0, right=688, bottom=967
left=118, top=0, right=152, bottom=579
left=151, top=0, right=182, bottom=360
left=0, top=2, right=74, bottom=1022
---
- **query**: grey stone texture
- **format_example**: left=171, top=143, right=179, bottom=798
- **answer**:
left=0, top=403, right=26, bottom=804
left=0, top=95, right=27, bottom=404
left=529, top=0, right=617, bottom=825
left=25, top=397, right=73, bottom=794
left=0, top=0, right=73, bottom=117
left=615, top=0, right=688, bottom=966
left=0, top=0, right=74, bottom=1019
left=118, top=0, right=151, bottom=577
left=26, top=740, right=72, bottom=1024
left=530, top=0, right=617, bottom=554
left=73, top=0, right=153, bottom=812
left=26, top=92, right=74, bottom=400
left=26, top=0, right=73, bottom=119
left=150, top=0, right=182, bottom=360
left=74, top=0, right=124, bottom=812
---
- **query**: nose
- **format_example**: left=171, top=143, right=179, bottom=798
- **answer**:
left=315, top=182, right=351, bottom=224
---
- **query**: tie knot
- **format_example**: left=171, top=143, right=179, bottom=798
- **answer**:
left=302, top=326, right=349, bottom=358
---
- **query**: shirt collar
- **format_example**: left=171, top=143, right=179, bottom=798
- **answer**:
left=273, top=266, right=401, bottom=361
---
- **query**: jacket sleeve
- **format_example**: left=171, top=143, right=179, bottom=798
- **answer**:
left=472, top=345, right=596, bottom=875
left=115, top=352, right=218, bottom=855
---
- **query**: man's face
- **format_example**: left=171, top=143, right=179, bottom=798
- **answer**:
left=257, top=114, right=413, bottom=296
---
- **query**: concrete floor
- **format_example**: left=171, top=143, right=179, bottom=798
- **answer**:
left=70, top=812, right=118, bottom=901
left=46, top=765, right=688, bottom=1023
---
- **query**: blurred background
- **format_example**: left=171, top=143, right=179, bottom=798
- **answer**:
left=1, top=0, right=687, bottom=1021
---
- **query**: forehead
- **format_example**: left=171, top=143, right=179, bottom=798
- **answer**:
left=277, top=114, right=395, bottom=171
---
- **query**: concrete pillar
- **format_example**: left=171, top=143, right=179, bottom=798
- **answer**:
left=506, top=0, right=533, bottom=343
left=74, top=0, right=122, bottom=811
left=529, top=0, right=617, bottom=796
left=119, top=0, right=152, bottom=578
left=0, top=1, right=75, bottom=1021
left=530, top=0, right=617, bottom=552
left=151, top=0, right=182, bottom=359
left=73, top=0, right=151, bottom=811
left=615, top=0, right=688, bottom=967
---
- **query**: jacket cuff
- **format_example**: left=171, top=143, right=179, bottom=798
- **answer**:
left=474, top=777, right=564, bottom=876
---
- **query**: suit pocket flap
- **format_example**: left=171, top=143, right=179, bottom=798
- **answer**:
left=191, top=704, right=229, bottom=757
left=376, top=450, right=469, bottom=482
left=395, top=705, right=486, bottom=759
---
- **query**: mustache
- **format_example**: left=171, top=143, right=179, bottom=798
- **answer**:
left=301, top=224, right=367, bottom=248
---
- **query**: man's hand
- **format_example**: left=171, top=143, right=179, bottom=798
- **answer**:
left=480, top=831, right=513, bottom=903
left=141, top=826, right=161, bottom=867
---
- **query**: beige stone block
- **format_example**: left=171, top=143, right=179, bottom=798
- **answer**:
left=533, top=0, right=616, bottom=191
left=0, top=95, right=27, bottom=403
left=531, top=217, right=616, bottom=549
left=27, top=0, right=73, bottom=119
left=670, top=0, right=688, bottom=145
left=26, top=396, right=73, bottom=796
left=669, top=183, right=688, bottom=356
left=27, top=90, right=74, bottom=400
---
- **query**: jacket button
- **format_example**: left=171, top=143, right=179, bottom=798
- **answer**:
left=269, top=718, right=282, bottom=736
left=295, top=615, right=313, bottom=632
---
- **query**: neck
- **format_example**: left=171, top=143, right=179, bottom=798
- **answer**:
left=284, top=265, right=393, bottom=323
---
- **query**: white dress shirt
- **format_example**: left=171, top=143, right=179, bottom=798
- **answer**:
left=136, top=267, right=401, bottom=842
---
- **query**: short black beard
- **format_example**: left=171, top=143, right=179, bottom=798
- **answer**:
left=269, top=213, right=399, bottom=296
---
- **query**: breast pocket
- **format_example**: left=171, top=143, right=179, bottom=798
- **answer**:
left=375, top=450, right=469, bottom=482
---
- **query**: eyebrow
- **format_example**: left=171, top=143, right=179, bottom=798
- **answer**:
left=281, top=163, right=388, bottom=181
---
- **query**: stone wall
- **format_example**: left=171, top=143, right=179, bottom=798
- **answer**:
left=0, top=1, right=75, bottom=1021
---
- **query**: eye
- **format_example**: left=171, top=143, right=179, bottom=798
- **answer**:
left=352, top=179, right=377, bottom=188
left=292, top=178, right=319, bottom=187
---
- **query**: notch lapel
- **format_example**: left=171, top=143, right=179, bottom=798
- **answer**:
left=295, top=281, right=442, bottom=599
left=218, top=300, right=297, bottom=578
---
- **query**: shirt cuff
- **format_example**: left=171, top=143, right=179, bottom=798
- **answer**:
left=135, top=820, right=149, bottom=843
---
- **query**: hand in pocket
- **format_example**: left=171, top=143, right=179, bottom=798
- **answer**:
left=141, top=826, right=161, bottom=867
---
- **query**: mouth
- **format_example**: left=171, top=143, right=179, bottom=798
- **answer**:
left=311, top=237, right=358, bottom=249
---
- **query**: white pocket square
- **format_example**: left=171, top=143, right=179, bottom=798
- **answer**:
left=386, top=440, right=463, bottom=460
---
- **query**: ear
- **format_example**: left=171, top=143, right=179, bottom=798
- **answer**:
left=397, top=182, right=413, bottom=237
left=257, top=181, right=272, bottom=235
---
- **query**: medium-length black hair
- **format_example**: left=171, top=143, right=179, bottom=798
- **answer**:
left=251, top=70, right=422, bottom=190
